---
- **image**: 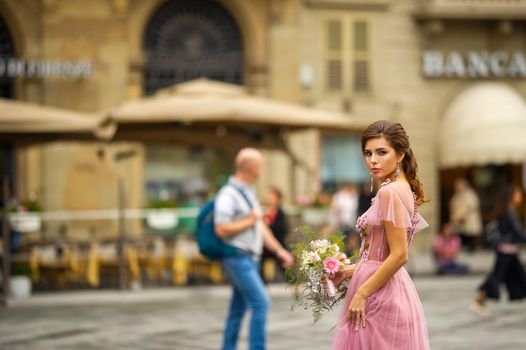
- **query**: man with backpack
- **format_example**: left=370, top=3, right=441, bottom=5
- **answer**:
left=214, top=147, right=293, bottom=350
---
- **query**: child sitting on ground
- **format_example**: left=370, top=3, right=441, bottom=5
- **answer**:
left=433, top=222, right=469, bottom=275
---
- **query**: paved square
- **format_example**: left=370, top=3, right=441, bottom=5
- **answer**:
left=1, top=276, right=526, bottom=349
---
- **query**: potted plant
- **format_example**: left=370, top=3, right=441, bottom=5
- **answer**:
left=9, top=193, right=43, bottom=233
left=297, top=192, right=332, bottom=226
left=9, top=263, right=32, bottom=298
left=146, top=196, right=180, bottom=232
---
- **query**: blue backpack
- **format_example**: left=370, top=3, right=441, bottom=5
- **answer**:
left=196, top=185, right=253, bottom=260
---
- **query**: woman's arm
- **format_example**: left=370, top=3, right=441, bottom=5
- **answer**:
left=262, top=222, right=294, bottom=267
left=507, top=210, right=526, bottom=243
left=215, top=209, right=260, bottom=238
left=329, top=263, right=358, bottom=286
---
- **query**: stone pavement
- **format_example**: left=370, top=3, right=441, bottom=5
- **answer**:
left=2, top=271, right=526, bottom=350
left=405, top=249, right=494, bottom=276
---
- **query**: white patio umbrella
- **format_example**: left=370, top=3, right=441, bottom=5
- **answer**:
left=108, top=78, right=364, bottom=146
left=0, top=98, right=114, bottom=140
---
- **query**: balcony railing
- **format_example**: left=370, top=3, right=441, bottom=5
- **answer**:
left=416, top=0, right=526, bottom=19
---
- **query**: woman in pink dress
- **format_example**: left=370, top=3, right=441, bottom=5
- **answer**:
left=331, top=120, right=430, bottom=349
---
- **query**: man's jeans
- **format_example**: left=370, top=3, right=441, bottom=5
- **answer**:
left=222, top=255, right=271, bottom=350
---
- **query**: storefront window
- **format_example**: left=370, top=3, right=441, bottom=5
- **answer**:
left=144, top=145, right=230, bottom=207
left=321, top=134, right=369, bottom=188
left=146, top=146, right=205, bottom=205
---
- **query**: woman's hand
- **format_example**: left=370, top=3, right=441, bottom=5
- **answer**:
left=329, top=270, right=346, bottom=287
left=329, top=264, right=356, bottom=287
left=346, top=291, right=367, bottom=330
left=276, top=249, right=294, bottom=268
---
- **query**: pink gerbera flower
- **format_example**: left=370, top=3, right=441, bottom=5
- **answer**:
left=323, top=257, right=340, bottom=275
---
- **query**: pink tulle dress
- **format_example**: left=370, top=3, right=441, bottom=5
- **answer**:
left=333, top=180, right=430, bottom=350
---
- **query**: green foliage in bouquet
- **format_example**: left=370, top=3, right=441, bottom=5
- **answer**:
left=286, top=225, right=360, bottom=323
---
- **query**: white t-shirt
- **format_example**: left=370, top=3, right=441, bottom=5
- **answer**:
left=329, top=190, right=358, bottom=228
left=214, top=177, right=263, bottom=257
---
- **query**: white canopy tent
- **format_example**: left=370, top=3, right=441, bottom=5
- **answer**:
left=440, top=83, right=526, bottom=168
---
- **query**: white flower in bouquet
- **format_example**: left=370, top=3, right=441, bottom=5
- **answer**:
left=301, top=250, right=321, bottom=266
left=287, top=226, right=360, bottom=323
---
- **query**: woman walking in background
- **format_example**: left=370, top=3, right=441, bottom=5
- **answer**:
left=471, top=185, right=526, bottom=316
left=261, top=186, right=289, bottom=282
left=331, top=120, right=429, bottom=350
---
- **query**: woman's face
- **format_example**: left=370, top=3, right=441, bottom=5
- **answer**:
left=443, top=224, right=454, bottom=237
left=266, top=191, right=279, bottom=207
left=363, top=136, right=404, bottom=181
left=512, top=189, right=523, bottom=206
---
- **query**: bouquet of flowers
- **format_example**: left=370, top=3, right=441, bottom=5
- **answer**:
left=287, top=226, right=359, bottom=323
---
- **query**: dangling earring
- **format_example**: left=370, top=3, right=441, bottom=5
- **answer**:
left=370, top=174, right=374, bottom=193
left=395, top=163, right=401, bottom=179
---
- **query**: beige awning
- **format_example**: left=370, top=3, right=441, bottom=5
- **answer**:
left=440, top=83, right=526, bottom=168
left=0, top=98, right=114, bottom=140
left=109, top=79, right=364, bottom=147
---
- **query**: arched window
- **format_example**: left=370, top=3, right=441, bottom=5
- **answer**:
left=143, top=0, right=244, bottom=95
left=0, top=14, right=15, bottom=99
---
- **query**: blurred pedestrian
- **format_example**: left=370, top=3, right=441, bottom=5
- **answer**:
left=327, top=183, right=359, bottom=251
left=260, top=186, right=289, bottom=282
left=471, top=185, right=526, bottom=316
left=214, top=148, right=293, bottom=350
left=357, top=181, right=374, bottom=217
left=450, top=178, right=482, bottom=252
left=433, top=222, right=469, bottom=275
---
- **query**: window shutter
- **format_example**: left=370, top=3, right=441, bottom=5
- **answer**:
left=326, top=20, right=343, bottom=92
left=353, top=61, right=368, bottom=92
left=353, top=21, right=369, bottom=93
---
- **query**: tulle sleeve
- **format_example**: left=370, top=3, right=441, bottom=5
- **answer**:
left=367, top=186, right=429, bottom=235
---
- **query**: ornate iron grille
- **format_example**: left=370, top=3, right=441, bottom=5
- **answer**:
left=143, top=0, right=244, bottom=95
left=0, top=14, right=15, bottom=98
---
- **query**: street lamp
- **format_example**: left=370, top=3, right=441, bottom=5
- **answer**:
left=114, top=148, right=137, bottom=290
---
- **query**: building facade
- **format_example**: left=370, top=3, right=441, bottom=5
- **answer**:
left=2, top=0, right=526, bottom=248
